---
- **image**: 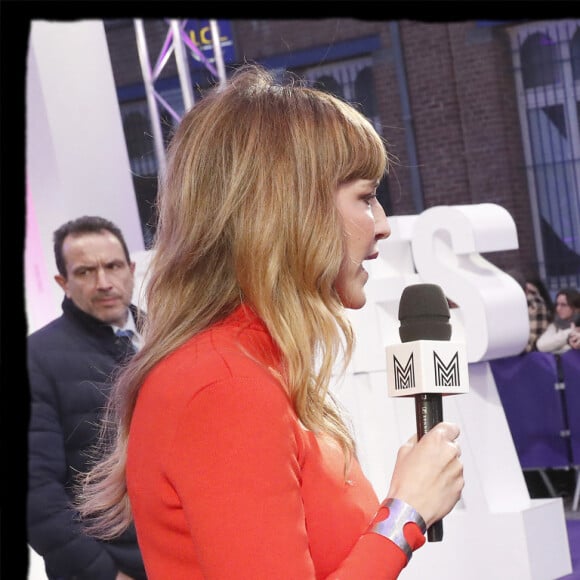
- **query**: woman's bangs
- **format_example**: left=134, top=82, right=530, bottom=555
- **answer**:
left=338, top=118, right=387, bottom=184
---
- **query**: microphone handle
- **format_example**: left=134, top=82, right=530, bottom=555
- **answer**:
left=415, top=393, right=444, bottom=542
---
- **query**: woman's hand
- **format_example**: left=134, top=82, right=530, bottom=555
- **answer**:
left=386, top=421, right=464, bottom=528
left=568, top=326, right=580, bottom=349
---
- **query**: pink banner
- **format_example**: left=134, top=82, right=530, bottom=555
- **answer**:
left=25, top=183, right=59, bottom=332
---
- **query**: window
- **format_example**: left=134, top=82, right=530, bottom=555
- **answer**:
left=521, top=32, right=561, bottom=89
left=509, top=20, right=580, bottom=291
left=570, top=28, right=580, bottom=80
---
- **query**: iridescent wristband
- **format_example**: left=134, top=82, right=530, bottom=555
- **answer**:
left=368, top=498, right=427, bottom=561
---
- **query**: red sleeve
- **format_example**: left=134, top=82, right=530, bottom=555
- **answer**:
left=167, top=377, right=424, bottom=579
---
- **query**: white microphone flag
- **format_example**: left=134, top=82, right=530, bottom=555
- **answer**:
left=386, top=340, right=469, bottom=397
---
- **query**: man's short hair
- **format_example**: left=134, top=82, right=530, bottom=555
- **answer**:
left=53, top=215, right=132, bottom=278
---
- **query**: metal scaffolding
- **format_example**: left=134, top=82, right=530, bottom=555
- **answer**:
left=133, top=19, right=226, bottom=175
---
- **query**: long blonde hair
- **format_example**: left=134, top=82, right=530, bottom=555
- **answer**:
left=77, top=64, right=390, bottom=539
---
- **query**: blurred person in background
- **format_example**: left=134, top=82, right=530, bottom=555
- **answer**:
left=523, top=277, right=554, bottom=353
left=507, top=269, right=553, bottom=353
left=537, top=287, right=580, bottom=355
left=567, top=308, right=580, bottom=350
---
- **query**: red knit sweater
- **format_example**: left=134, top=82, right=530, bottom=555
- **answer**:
left=127, top=305, right=425, bottom=579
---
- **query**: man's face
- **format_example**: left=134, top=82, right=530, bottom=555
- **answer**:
left=55, top=230, right=135, bottom=327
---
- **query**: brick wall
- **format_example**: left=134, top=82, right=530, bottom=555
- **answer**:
left=394, top=21, right=535, bottom=272
left=233, top=19, right=385, bottom=58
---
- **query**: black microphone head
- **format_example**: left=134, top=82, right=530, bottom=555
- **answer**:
left=398, top=283, right=451, bottom=342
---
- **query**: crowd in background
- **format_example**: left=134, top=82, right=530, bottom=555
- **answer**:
left=518, top=275, right=580, bottom=355
left=511, top=274, right=580, bottom=502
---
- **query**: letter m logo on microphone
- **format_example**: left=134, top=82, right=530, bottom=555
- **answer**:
left=393, top=353, right=415, bottom=390
left=433, top=351, right=460, bottom=386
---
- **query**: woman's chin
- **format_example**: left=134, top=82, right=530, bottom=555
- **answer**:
left=340, top=291, right=367, bottom=310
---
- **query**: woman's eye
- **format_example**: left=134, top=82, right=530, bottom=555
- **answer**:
left=362, top=194, right=377, bottom=206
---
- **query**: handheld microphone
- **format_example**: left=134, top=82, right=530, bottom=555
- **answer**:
left=386, top=283, right=469, bottom=542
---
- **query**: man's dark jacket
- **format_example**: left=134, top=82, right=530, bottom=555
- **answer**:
left=27, top=297, right=147, bottom=580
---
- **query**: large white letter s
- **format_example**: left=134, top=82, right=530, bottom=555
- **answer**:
left=411, top=203, right=529, bottom=363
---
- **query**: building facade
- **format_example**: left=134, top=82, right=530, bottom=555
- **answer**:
left=104, top=18, right=580, bottom=294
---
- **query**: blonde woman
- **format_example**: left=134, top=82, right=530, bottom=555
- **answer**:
left=78, top=64, right=463, bottom=579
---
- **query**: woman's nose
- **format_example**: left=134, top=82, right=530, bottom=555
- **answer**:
left=374, top=203, right=391, bottom=240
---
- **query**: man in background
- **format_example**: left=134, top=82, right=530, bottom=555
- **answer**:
left=27, top=216, right=146, bottom=580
